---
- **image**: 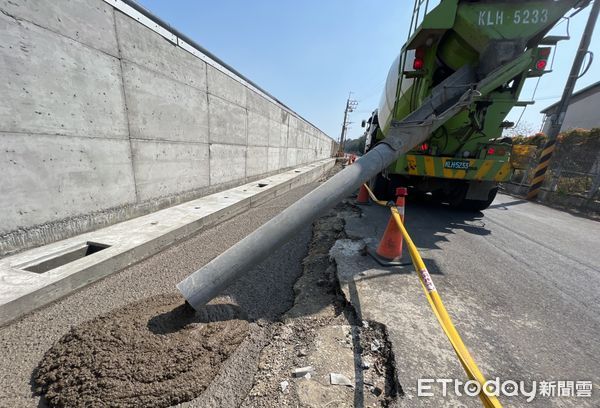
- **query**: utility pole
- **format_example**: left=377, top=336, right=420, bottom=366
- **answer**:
left=527, top=0, right=599, bottom=200
left=338, top=93, right=358, bottom=156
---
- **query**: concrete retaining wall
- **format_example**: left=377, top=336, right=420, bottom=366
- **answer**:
left=0, top=0, right=335, bottom=256
left=501, top=183, right=600, bottom=218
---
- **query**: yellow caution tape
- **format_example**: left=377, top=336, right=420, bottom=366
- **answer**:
left=362, top=183, right=389, bottom=206
left=362, top=184, right=502, bottom=408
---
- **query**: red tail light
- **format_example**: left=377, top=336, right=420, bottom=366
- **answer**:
left=419, top=142, right=429, bottom=152
left=539, top=47, right=551, bottom=57
left=534, top=47, right=550, bottom=71
left=536, top=60, right=547, bottom=70
left=487, top=147, right=506, bottom=156
left=413, top=48, right=425, bottom=70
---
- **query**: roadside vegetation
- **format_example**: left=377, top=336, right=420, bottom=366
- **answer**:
left=511, top=128, right=600, bottom=198
left=343, top=135, right=366, bottom=155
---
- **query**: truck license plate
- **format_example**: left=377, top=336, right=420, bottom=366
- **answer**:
left=444, top=160, right=470, bottom=170
left=477, top=8, right=549, bottom=26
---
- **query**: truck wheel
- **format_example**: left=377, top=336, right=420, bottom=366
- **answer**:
left=461, top=187, right=498, bottom=211
left=370, top=173, right=392, bottom=200
left=446, top=183, right=469, bottom=208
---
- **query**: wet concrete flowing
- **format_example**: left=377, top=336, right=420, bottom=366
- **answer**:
left=34, top=294, right=249, bottom=408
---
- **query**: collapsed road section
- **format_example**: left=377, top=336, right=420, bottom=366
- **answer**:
left=0, top=162, right=400, bottom=408
left=30, top=197, right=401, bottom=408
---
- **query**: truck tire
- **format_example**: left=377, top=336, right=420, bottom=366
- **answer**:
left=370, top=173, right=392, bottom=200
left=460, top=187, right=498, bottom=211
left=446, top=183, right=468, bottom=208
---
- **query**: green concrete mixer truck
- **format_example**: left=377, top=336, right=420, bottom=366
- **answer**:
left=362, top=0, right=590, bottom=210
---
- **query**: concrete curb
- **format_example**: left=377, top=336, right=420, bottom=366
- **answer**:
left=0, top=159, right=336, bottom=326
left=501, top=183, right=600, bottom=219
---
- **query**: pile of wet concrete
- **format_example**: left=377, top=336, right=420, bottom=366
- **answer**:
left=34, top=294, right=248, bottom=407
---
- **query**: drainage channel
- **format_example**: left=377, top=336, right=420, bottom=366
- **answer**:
left=19, top=242, right=111, bottom=274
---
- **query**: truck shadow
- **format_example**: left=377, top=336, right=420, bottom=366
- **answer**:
left=403, top=199, right=492, bottom=252
left=487, top=199, right=528, bottom=210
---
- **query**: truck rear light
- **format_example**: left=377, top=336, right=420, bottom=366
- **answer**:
left=419, top=142, right=429, bottom=152
left=536, top=60, right=547, bottom=70
left=539, top=47, right=551, bottom=57
left=413, top=48, right=425, bottom=70
left=534, top=47, right=551, bottom=71
left=487, top=147, right=506, bottom=156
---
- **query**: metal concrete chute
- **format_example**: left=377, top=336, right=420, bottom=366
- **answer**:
left=177, top=66, right=478, bottom=310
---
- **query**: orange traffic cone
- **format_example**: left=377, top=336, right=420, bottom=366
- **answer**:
left=370, top=187, right=408, bottom=265
left=356, top=184, right=370, bottom=205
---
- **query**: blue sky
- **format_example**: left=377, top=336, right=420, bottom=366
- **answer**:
left=137, top=0, right=599, bottom=141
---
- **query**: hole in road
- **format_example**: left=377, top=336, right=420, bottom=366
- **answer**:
left=22, top=242, right=111, bottom=274
left=257, top=183, right=268, bottom=187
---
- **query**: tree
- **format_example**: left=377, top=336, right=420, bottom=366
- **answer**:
left=343, top=135, right=366, bottom=154
left=502, top=120, right=537, bottom=138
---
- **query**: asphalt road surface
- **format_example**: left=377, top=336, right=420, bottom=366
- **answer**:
left=385, top=192, right=600, bottom=406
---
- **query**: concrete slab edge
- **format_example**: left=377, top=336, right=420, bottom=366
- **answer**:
left=330, top=239, right=403, bottom=401
left=0, top=159, right=335, bottom=326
